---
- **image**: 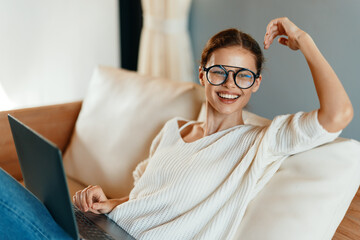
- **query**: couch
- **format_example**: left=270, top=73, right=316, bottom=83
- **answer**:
left=1, top=66, right=359, bottom=239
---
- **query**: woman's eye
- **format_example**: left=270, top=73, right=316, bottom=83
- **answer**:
left=238, top=74, right=252, bottom=79
left=212, top=71, right=225, bottom=75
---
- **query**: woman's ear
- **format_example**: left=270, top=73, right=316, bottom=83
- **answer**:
left=198, top=66, right=205, bottom=86
left=251, top=74, right=262, bottom=93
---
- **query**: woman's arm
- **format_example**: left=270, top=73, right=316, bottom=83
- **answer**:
left=263, top=17, right=353, bottom=132
left=73, top=185, right=129, bottom=214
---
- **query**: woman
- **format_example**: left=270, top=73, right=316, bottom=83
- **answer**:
left=0, top=17, right=353, bottom=239
left=73, top=17, right=353, bottom=239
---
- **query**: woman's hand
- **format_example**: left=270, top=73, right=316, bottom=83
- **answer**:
left=263, top=17, right=306, bottom=50
left=73, top=185, right=129, bottom=214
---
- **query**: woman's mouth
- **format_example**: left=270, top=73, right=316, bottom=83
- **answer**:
left=217, top=92, right=240, bottom=100
left=216, top=92, right=240, bottom=104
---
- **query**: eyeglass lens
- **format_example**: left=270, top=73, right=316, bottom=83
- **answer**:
left=207, top=66, right=254, bottom=88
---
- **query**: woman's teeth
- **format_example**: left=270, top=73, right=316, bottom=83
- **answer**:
left=217, top=92, right=240, bottom=99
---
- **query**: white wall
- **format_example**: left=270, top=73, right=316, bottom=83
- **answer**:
left=0, top=0, right=119, bottom=110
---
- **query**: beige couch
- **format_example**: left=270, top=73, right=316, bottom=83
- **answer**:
left=1, top=66, right=359, bottom=239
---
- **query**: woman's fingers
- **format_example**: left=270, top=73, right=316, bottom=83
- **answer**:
left=278, top=37, right=289, bottom=46
left=92, top=202, right=110, bottom=214
left=93, top=199, right=119, bottom=214
left=264, top=17, right=304, bottom=50
left=85, top=185, right=103, bottom=214
left=268, top=30, right=280, bottom=45
left=73, top=187, right=126, bottom=215
left=268, top=24, right=280, bottom=36
left=74, top=190, right=83, bottom=211
left=266, top=19, right=276, bottom=34
left=264, top=27, right=279, bottom=42
left=264, top=20, right=282, bottom=49
left=72, top=194, right=78, bottom=209
left=264, top=19, right=286, bottom=47
left=73, top=185, right=104, bottom=212
left=72, top=185, right=118, bottom=215
left=80, top=185, right=93, bottom=212
left=85, top=185, right=96, bottom=210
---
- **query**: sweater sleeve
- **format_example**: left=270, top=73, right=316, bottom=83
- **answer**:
left=266, top=109, right=342, bottom=156
left=132, top=123, right=166, bottom=185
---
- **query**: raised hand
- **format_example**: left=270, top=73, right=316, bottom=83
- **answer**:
left=73, top=185, right=127, bottom=214
left=263, top=17, right=306, bottom=50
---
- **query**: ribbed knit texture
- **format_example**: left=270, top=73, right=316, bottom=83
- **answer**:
left=108, top=110, right=341, bottom=240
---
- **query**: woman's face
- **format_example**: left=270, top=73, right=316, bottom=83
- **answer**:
left=199, top=46, right=262, bottom=116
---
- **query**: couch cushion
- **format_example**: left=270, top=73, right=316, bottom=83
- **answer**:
left=63, top=66, right=205, bottom=198
left=234, top=137, right=360, bottom=240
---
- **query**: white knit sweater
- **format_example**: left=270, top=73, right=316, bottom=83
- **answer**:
left=108, top=110, right=341, bottom=240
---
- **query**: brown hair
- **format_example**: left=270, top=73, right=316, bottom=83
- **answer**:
left=200, top=28, right=265, bottom=75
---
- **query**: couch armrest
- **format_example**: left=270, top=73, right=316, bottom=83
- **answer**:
left=0, top=101, right=82, bottom=180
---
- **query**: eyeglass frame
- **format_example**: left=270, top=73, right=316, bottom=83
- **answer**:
left=202, top=64, right=260, bottom=89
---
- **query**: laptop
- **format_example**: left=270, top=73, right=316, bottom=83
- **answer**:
left=8, top=114, right=135, bottom=240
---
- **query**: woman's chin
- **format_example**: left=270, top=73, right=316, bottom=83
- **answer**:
left=207, top=98, right=246, bottom=116
left=214, top=105, right=243, bottom=115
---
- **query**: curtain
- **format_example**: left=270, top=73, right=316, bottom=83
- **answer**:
left=137, top=0, right=194, bottom=82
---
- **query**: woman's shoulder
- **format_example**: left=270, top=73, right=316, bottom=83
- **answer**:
left=268, top=110, right=315, bottom=128
left=264, top=109, right=341, bottom=139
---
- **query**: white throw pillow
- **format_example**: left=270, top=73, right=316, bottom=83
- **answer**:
left=234, top=137, right=360, bottom=240
left=63, top=66, right=205, bottom=198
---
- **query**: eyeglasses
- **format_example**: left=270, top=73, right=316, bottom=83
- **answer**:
left=202, top=65, right=259, bottom=89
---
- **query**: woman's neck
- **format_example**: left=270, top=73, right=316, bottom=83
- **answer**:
left=201, top=102, right=244, bottom=136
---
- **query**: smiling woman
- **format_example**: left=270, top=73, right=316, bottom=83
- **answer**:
left=199, top=46, right=262, bottom=126
left=193, top=28, right=265, bottom=135
left=74, top=18, right=350, bottom=239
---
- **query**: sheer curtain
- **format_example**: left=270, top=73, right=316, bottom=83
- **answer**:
left=137, top=0, right=194, bottom=82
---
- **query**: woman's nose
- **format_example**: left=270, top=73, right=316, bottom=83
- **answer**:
left=222, top=71, right=237, bottom=88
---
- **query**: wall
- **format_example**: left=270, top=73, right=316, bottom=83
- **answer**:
left=189, top=0, right=360, bottom=140
left=0, top=0, right=119, bottom=110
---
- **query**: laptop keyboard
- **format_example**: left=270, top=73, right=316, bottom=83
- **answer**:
left=73, top=205, right=115, bottom=240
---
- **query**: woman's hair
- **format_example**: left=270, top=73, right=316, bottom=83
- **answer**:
left=200, top=28, right=265, bottom=75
